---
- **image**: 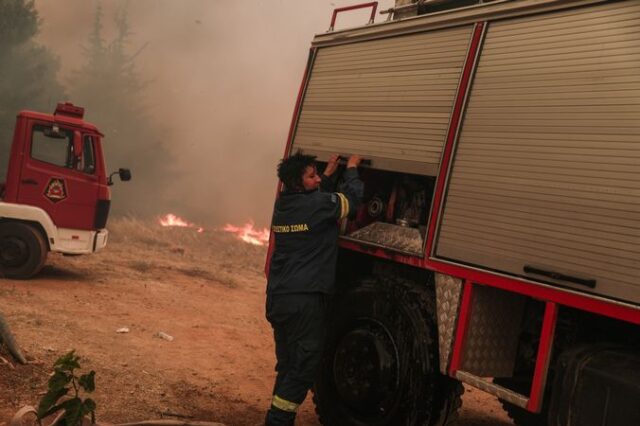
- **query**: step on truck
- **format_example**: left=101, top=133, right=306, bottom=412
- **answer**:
left=0, top=102, right=130, bottom=279
left=269, top=0, right=640, bottom=424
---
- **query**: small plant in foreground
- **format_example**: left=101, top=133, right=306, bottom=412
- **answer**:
left=37, top=350, right=97, bottom=425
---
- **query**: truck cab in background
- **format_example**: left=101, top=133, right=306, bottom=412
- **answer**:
left=0, top=102, right=130, bottom=279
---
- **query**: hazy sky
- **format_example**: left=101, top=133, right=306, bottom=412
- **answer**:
left=34, top=0, right=395, bottom=226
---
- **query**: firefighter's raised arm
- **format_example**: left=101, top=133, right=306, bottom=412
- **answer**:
left=324, top=154, right=340, bottom=177
left=334, top=154, right=364, bottom=220
left=320, top=154, right=340, bottom=192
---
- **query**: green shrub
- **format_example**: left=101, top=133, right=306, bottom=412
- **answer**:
left=37, top=351, right=96, bottom=425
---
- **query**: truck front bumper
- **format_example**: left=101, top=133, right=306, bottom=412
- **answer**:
left=94, top=229, right=108, bottom=252
left=51, top=228, right=109, bottom=255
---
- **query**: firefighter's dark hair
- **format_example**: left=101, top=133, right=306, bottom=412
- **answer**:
left=277, top=151, right=317, bottom=191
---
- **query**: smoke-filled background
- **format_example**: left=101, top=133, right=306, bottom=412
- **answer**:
left=0, top=0, right=393, bottom=227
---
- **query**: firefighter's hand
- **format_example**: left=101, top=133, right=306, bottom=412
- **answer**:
left=324, top=154, right=340, bottom=177
left=347, top=154, right=363, bottom=169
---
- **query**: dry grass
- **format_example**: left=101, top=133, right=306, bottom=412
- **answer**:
left=112, top=216, right=266, bottom=285
left=52, top=216, right=267, bottom=289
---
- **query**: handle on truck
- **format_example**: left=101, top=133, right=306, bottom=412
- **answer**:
left=523, top=265, right=596, bottom=288
left=337, top=155, right=372, bottom=167
left=328, top=2, right=378, bottom=32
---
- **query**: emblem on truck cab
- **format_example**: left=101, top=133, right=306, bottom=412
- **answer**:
left=44, top=178, right=67, bottom=203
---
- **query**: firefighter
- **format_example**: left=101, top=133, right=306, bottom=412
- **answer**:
left=265, top=151, right=364, bottom=425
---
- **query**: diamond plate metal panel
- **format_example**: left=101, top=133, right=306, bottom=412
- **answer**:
left=456, top=371, right=529, bottom=408
left=347, top=222, right=423, bottom=255
left=462, top=285, right=526, bottom=377
left=435, top=273, right=463, bottom=374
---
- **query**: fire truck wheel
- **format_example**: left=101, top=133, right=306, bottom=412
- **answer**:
left=313, top=275, right=462, bottom=426
left=0, top=222, right=47, bottom=279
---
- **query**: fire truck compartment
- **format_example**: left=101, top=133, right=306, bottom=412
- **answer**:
left=289, top=23, right=476, bottom=256
left=291, top=24, right=474, bottom=175
left=327, top=166, right=435, bottom=256
left=435, top=1, right=640, bottom=305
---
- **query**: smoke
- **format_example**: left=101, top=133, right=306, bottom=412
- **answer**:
left=34, top=0, right=394, bottom=226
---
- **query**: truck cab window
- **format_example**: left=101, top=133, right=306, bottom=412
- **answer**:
left=30, top=124, right=73, bottom=168
left=78, top=135, right=96, bottom=174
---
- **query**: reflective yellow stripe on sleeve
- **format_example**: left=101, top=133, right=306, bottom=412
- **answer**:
left=336, top=192, right=349, bottom=220
left=272, top=394, right=299, bottom=413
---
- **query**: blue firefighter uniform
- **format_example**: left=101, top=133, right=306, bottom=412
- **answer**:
left=266, top=167, right=363, bottom=425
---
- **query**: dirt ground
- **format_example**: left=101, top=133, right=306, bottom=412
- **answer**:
left=0, top=218, right=512, bottom=425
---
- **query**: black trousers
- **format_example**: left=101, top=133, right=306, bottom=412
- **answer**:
left=265, top=293, right=329, bottom=425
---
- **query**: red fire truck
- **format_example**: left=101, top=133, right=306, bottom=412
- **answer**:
left=0, top=102, right=130, bottom=279
left=271, top=0, right=640, bottom=424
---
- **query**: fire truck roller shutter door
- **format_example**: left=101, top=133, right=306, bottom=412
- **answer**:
left=292, top=25, right=474, bottom=175
left=435, top=1, right=640, bottom=304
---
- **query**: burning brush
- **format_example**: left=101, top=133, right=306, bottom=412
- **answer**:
left=159, top=213, right=203, bottom=233
left=158, top=214, right=270, bottom=246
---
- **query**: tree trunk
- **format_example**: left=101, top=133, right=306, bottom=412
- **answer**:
left=0, top=312, right=27, bottom=364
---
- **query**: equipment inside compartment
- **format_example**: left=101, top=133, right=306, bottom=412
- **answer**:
left=321, top=164, right=435, bottom=256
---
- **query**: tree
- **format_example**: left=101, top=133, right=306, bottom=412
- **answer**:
left=68, top=4, right=175, bottom=217
left=0, top=0, right=65, bottom=178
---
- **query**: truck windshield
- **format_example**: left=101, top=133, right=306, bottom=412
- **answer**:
left=31, top=124, right=74, bottom=168
left=30, top=125, right=95, bottom=174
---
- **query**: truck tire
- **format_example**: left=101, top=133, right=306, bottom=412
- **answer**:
left=0, top=222, right=47, bottom=279
left=313, top=274, right=462, bottom=426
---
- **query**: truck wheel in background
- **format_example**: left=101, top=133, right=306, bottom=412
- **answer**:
left=0, top=222, right=47, bottom=279
left=313, top=274, right=462, bottom=425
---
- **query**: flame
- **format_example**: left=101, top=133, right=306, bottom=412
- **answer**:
left=223, top=222, right=270, bottom=246
left=158, top=213, right=204, bottom=233
left=158, top=214, right=269, bottom=244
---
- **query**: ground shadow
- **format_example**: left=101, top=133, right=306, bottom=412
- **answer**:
left=35, top=265, right=89, bottom=281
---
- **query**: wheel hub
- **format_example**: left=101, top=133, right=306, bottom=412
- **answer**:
left=333, top=320, right=399, bottom=415
left=0, top=236, right=29, bottom=267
